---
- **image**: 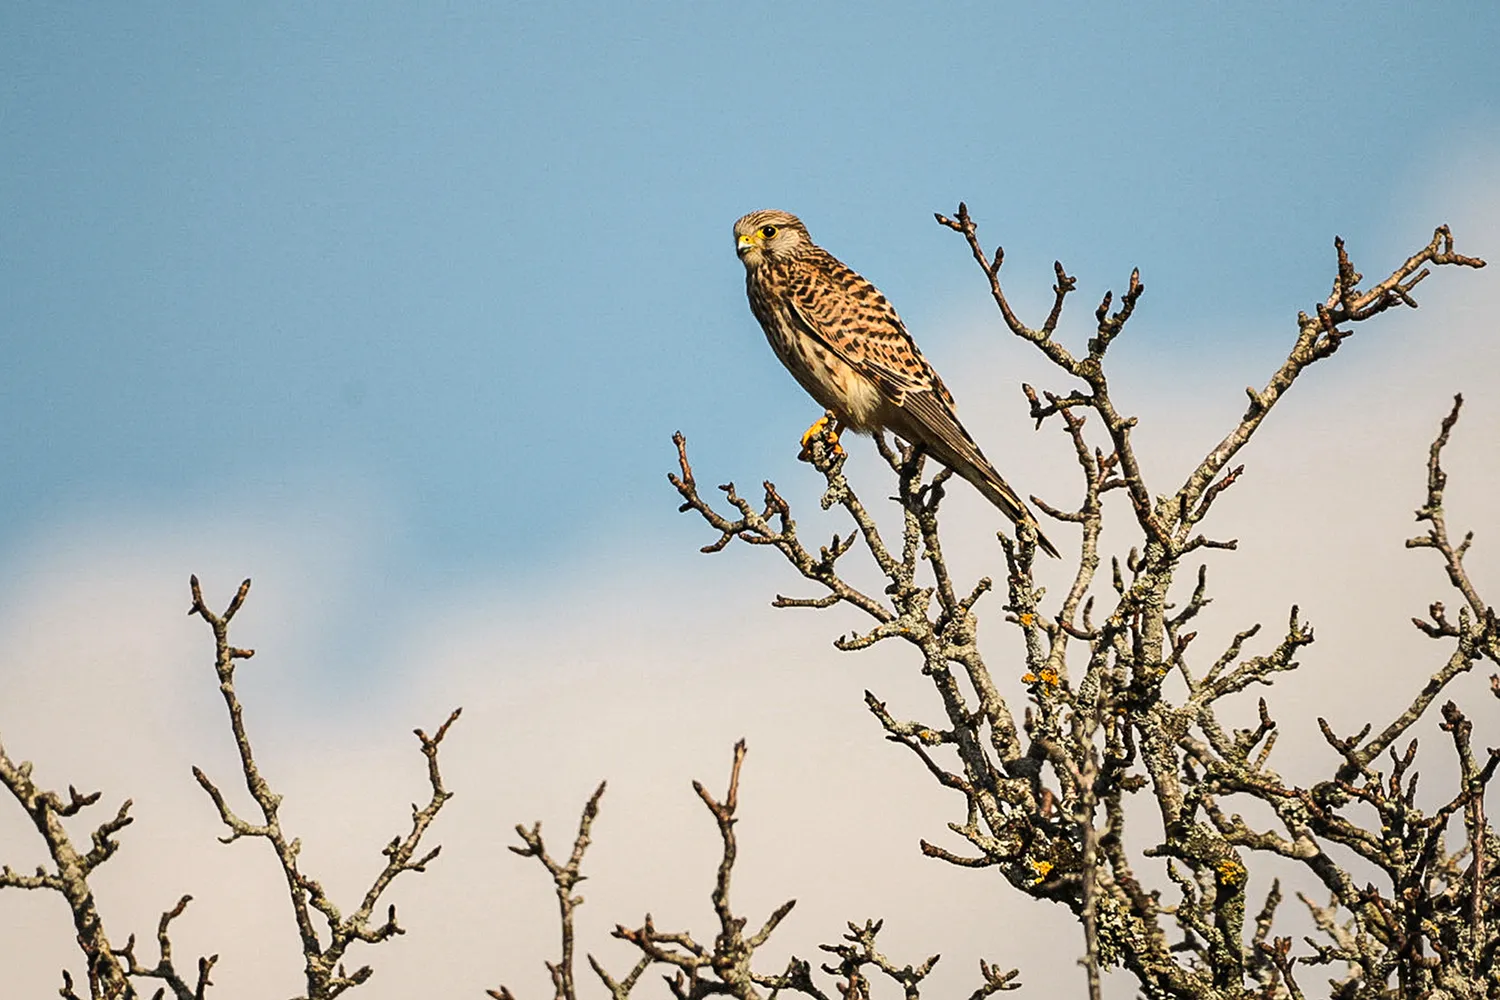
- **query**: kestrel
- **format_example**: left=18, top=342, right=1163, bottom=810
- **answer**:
left=734, top=209, right=1059, bottom=559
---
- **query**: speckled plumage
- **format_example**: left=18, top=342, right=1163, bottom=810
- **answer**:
left=734, top=209, right=1059, bottom=558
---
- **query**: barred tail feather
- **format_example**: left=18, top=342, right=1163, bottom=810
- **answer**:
left=969, top=467, right=1061, bottom=559
left=891, top=393, right=1061, bottom=559
left=926, top=438, right=1061, bottom=559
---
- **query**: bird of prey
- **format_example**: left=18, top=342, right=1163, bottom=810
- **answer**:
left=733, top=208, right=1059, bottom=559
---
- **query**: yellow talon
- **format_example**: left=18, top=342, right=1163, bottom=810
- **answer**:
left=798, top=414, right=845, bottom=461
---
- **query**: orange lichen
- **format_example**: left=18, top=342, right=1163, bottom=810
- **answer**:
left=1216, top=857, right=1246, bottom=886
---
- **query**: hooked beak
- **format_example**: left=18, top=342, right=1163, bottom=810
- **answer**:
left=736, top=232, right=757, bottom=256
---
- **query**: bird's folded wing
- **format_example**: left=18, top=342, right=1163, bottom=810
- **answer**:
left=788, top=289, right=996, bottom=476
left=895, top=387, right=985, bottom=454
left=784, top=292, right=926, bottom=407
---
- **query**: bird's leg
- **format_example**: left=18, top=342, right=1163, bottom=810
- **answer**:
left=798, top=411, right=845, bottom=461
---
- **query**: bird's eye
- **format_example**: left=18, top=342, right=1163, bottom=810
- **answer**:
left=760, top=225, right=778, bottom=239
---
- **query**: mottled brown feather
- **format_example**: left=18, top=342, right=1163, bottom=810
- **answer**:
left=734, top=209, right=1058, bottom=558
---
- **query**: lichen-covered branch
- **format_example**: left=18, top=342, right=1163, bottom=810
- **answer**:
left=0, top=739, right=140, bottom=998
left=1, top=740, right=221, bottom=1000
left=496, top=743, right=1021, bottom=1000
left=188, top=576, right=459, bottom=999
left=670, top=206, right=1489, bottom=1000
left=2, top=577, right=461, bottom=999
left=490, top=782, right=612, bottom=1000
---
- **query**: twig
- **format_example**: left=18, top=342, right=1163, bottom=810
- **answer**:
left=0, top=738, right=136, bottom=997
left=497, top=782, right=608, bottom=1000
left=189, top=576, right=458, bottom=999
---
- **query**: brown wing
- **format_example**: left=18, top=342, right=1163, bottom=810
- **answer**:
left=783, top=247, right=935, bottom=407
left=786, top=249, right=990, bottom=462
left=784, top=247, right=1061, bottom=558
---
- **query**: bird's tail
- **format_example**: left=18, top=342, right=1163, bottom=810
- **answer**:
left=887, top=400, right=1061, bottom=559
left=942, top=450, right=1061, bottom=559
left=974, top=472, right=1061, bottom=559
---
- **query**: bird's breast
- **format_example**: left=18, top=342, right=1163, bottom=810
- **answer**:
left=774, top=314, right=882, bottom=429
left=748, top=267, right=885, bottom=431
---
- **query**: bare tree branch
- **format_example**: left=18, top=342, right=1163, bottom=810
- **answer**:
left=188, top=576, right=458, bottom=999
left=0, top=739, right=138, bottom=997
left=503, top=743, right=1022, bottom=1000
left=493, top=782, right=608, bottom=1000
left=669, top=205, right=1488, bottom=1000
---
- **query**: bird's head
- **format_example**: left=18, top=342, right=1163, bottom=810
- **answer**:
left=734, top=209, right=810, bottom=268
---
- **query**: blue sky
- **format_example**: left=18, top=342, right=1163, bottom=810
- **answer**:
left=5, top=3, right=1497, bottom=581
